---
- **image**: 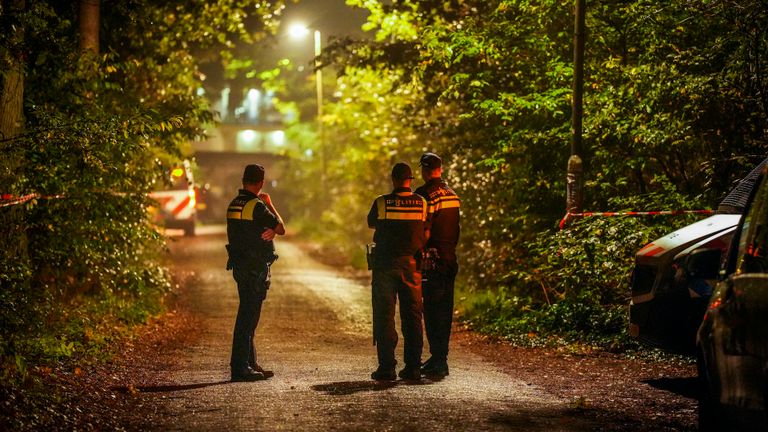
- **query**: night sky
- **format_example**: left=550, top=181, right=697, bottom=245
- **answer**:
left=202, top=0, right=369, bottom=107
left=275, top=0, right=370, bottom=66
left=282, top=0, right=370, bottom=37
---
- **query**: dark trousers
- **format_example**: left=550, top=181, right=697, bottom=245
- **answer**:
left=423, top=259, right=458, bottom=361
left=230, top=264, right=270, bottom=371
left=372, top=256, right=423, bottom=369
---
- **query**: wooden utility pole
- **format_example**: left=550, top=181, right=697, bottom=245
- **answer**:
left=79, top=0, right=100, bottom=53
left=567, top=0, right=585, bottom=214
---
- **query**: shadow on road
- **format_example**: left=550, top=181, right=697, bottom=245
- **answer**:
left=112, top=380, right=231, bottom=394
left=642, top=376, right=700, bottom=399
left=311, top=379, right=437, bottom=396
left=487, top=409, right=596, bottom=431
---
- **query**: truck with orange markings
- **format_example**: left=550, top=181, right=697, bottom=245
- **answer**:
left=149, top=160, right=197, bottom=236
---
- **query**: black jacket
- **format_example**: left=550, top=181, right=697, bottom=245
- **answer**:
left=226, top=189, right=280, bottom=269
left=367, top=187, right=428, bottom=261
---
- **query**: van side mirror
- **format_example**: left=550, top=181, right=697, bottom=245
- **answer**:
left=685, top=248, right=723, bottom=279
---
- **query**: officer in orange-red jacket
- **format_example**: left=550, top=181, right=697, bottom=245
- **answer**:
left=415, top=152, right=460, bottom=378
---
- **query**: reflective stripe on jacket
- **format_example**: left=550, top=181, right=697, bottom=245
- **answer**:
left=367, top=187, right=428, bottom=260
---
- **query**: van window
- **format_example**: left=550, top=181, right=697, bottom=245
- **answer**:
left=736, top=175, right=768, bottom=274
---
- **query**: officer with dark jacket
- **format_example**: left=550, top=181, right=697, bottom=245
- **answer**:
left=367, top=162, right=428, bottom=381
left=414, top=152, right=460, bottom=378
left=226, top=164, right=285, bottom=382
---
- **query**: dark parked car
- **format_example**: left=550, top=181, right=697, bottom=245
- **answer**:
left=697, top=168, right=768, bottom=431
left=630, top=159, right=768, bottom=353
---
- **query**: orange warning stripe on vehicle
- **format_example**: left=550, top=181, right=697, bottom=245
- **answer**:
left=637, top=245, right=665, bottom=257
left=172, top=195, right=191, bottom=215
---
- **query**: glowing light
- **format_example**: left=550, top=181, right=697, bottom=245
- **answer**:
left=240, top=129, right=257, bottom=144
left=171, top=168, right=184, bottom=178
left=247, top=89, right=260, bottom=121
left=271, top=130, right=286, bottom=146
left=288, top=23, right=310, bottom=38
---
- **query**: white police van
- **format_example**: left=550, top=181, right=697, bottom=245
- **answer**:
left=629, top=159, right=766, bottom=353
left=149, top=159, right=197, bottom=236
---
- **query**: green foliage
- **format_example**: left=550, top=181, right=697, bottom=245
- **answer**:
left=463, top=181, right=705, bottom=348
left=464, top=291, right=629, bottom=348
left=281, top=64, right=444, bottom=257
left=0, top=0, right=284, bottom=384
left=291, top=0, right=768, bottom=347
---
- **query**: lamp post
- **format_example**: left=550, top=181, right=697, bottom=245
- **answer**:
left=289, top=24, right=325, bottom=180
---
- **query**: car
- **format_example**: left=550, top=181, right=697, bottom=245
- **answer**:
left=629, top=214, right=739, bottom=353
left=148, top=160, right=197, bottom=236
left=629, top=159, right=768, bottom=353
left=697, top=167, right=768, bottom=431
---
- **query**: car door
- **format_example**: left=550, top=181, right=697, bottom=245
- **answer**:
left=704, top=171, right=768, bottom=413
left=724, top=172, right=768, bottom=361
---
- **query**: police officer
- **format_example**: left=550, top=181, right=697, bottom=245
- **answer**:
left=226, top=164, right=285, bottom=382
left=367, top=162, right=428, bottom=381
left=415, top=152, right=460, bottom=378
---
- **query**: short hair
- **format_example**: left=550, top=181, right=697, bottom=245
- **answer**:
left=242, top=164, right=265, bottom=184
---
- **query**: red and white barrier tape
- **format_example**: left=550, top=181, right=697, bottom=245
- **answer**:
left=0, top=193, right=41, bottom=208
left=559, top=209, right=715, bottom=230
left=0, top=193, right=94, bottom=208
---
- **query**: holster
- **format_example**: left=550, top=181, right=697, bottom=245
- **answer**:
left=226, top=244, right=278, bottom=270
left=366, top=243, right=376, bottom=271
left=226, top=244, right=234, bottom=270
left=421, top=247, right=439, bottom=272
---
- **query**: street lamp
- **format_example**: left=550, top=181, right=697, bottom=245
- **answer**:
left=289, top=23, right=325, bottom=179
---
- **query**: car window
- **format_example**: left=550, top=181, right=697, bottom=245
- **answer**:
left=736, top=175, right=768, bottom=274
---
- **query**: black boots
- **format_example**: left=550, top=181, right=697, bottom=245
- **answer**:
left=371, top=367, right=397, bottom=381
left=231, top=366, right=266, bottom=382
left=421, top=358, right=449, bottom=378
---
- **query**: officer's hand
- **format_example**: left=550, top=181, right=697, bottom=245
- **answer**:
left=258, top=193, right=272, bottom=205
left=261, top=228, right=277, bottom=241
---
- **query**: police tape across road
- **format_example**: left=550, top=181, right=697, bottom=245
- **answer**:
left=0, top=192, right=134, bottom=208
left=0, top=193, right=126, bottom=208
left=3, top=194, right=716, bottom=232
left=559, top=209, right=716, bottom=230
left=0, top=193, right=48, bottom=208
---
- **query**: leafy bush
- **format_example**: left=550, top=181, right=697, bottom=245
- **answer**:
left=462, top=182, right=706, bottom=347
left=0, top=0, right=285, bottom=385
left=289, top=0, right=766, bottom=349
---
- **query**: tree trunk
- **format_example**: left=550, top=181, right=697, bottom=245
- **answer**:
left=0, top=0, right=25, bottom=141
left=0, top=0, right=30, bottom=296
left=79, top=0, right=100, bottom=53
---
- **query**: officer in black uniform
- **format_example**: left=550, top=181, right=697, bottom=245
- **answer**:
left=367, top=162, right=428, bottom=381
left=415, top=152, right=460, bottom=378
left=226, top=164, right=285, bottom=382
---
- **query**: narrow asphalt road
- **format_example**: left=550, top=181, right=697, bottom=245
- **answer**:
left=124, top=230, right=597, bottom=431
